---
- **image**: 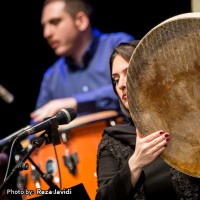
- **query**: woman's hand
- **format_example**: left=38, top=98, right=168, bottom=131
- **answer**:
left=128, top=129, right=170, bottom=186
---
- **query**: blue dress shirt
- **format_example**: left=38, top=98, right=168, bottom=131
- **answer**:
left=35, top=29, right=134, bottom=116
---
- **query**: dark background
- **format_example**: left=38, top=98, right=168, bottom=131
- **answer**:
left=0, top=0, right=191, bottom=139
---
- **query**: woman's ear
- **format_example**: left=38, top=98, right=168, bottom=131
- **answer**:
left=75, top=11, right=89, bottom=31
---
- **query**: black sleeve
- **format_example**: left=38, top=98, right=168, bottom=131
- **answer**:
left=95, top=149, right=136, bottom=200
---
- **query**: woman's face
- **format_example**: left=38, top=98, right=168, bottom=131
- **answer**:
left=112, top=54, right=129, bottom=110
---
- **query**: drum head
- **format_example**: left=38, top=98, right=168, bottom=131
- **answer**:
left=127, top=13, right=200, bottom=178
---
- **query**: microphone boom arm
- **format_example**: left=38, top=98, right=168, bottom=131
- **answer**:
left=0, top=133, right=60, bottom=195
left=0, top=136, right=44, bottom=195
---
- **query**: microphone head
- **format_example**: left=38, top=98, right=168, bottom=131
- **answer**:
left=0, top=84, right=14, bottom=103
left=56, top=108, right=77, bottom=124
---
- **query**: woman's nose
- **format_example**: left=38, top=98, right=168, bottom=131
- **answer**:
left=118, top=75, right=126, bottom=90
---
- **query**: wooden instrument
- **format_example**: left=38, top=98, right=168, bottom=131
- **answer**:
left=127, top=13, right=200, bottom=178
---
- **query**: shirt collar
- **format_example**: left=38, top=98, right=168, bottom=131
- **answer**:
left=66, top=28, right=100, bottom=71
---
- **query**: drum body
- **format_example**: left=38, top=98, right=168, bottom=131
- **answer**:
left=127, top=13, right=200, bottom=178
left=18, top=111, right=122, bottom=200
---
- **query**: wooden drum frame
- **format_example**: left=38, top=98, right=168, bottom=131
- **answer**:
left=127, top=13, right=200, bottom=178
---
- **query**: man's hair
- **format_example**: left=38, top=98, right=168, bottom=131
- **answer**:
left=43, top=0, right=93, bottom=19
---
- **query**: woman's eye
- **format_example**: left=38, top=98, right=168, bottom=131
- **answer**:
left=112, top=79, right=119, bottom=85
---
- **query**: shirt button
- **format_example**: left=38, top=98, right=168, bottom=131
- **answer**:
left=83, top=86, right=88, bottom=92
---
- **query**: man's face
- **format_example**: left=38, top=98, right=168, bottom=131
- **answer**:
left=41, top=1, right=80, bottom=57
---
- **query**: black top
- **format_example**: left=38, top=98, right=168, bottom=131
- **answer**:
left=95, top=121, right=200, bottom=200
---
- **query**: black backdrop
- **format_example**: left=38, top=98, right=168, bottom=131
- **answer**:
left=0, top=0, right=191, bottom=139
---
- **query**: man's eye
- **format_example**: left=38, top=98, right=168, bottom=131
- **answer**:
left=51, top=18, right=61, bottom=25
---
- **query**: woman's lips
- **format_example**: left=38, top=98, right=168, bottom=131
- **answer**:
left=122, top=94, right=127, bottom=100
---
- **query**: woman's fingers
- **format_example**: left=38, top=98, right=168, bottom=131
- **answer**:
left=134, top=129, right=170, bottom=165
left=149, top=135, right=170, bottom=156
left=142, top=130, right=166, bottom=142
left=139, top=129, right=170, bottom=147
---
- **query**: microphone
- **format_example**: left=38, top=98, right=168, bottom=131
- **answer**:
left=0, top=84, right=14, bottom=103
left=19, top=108, right=77, bottom=138
left=0, top=108, right=77, bottom=151
left=0, top=127, right=28, bottom=152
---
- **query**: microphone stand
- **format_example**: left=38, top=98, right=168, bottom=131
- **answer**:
left=47, top=117, right=61, bottom=146
left=0, top=133, right=60, bottom=196
left=27, top=155, right=59, bottom=191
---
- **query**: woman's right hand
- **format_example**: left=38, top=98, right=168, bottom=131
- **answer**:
left=128, top=129, right=170, bottom=186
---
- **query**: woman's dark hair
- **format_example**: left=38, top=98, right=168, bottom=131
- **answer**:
left=109, top=40, right=140, bottom=117
left=109, top=40, right=140, bottom=92
left=109, top=40, right=140, bottom=68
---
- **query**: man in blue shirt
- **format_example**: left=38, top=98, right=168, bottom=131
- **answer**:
left=30, top=0, right=134, bottom=123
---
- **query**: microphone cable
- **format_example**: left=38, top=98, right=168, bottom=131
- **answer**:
left=3, top=136, right=20, bottom=181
